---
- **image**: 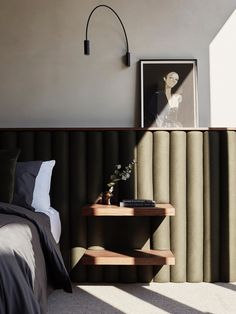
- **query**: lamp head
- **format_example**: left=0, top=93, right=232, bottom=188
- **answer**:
left=126, top=52, right=130, bottom=67
left=84, top=40, right=90, bottom=55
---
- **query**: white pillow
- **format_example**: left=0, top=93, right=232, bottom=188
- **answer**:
left=40, top=207, right=61, bottom=243
left=32, top=160, right=55, bottom=212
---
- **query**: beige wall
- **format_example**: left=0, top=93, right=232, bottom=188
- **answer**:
left=0, top=0, right=235, bottom=127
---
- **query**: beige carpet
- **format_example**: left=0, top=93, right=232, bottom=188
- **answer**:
left=47, top=282, right=236, bottom=314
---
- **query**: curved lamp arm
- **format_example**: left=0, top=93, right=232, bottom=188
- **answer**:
left=84, top=4, right=131, bottom=66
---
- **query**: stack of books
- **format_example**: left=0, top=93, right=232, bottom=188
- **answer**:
left=120, top=199, right=156, bottom=207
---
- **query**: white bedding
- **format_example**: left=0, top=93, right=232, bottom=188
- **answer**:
left=37, top=207, right=61, bottom=243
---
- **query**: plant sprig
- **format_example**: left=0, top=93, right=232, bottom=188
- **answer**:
left=107, top=160, right=136, bottom=193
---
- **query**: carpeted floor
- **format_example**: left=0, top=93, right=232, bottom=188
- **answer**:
left=47, top=282, right=236, bottom=314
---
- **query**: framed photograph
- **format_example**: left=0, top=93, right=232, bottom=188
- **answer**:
left=140, top=59, right=198, bottom=128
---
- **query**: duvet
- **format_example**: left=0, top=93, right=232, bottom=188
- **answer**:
left=0, top=202, right=72, bottom=314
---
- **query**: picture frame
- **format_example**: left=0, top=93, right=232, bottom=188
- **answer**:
left=140, top=59, right=198, bottom=128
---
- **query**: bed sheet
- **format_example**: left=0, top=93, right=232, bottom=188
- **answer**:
left=0, top=202, right=71, bottom=314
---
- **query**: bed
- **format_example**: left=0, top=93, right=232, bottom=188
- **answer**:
left=0, top=151, right=71, bottom=314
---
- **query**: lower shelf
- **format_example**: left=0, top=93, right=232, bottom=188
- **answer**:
left=80, top=249, right=175, bottom=265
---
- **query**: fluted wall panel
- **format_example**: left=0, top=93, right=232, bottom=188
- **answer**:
left=86, top=132, right=104, bottom=282
left=35, top=132, right=52, bottom=160
left=0, top=129, right=235, bottom=283
left=118, top=132, right=137, bottom=282
left=51, top=132, right=70, bottom=269
left=152, top=131, right=170, bottom=282
left=70, top=132, right=87, bottom=282
left=170, top=131, right=187, bottom=282
left=220, top=131, right=236, bottom=281
left=17, top=132, right=34, bottom=161
left=136, top=131, right=153, bottom=282
left=227, top=132, right=236, bottom=282
left=102, top=131, right=119, bottom=282
left=119, top=132, right=136, bottom=200
left=0, top=132, right=17, bottom=149
left=136, top=132, right=153, bottom=200
left=187, top=132, right=204, bottom=282
left=203, top=131, right=220, bottom=282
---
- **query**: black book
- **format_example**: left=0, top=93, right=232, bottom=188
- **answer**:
left=120, top=199, right=156, bottom=207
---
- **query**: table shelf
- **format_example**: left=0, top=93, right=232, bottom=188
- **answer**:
left=82, top=204, right=175, bottom=216
left=80, top=249, right=175, bottom=265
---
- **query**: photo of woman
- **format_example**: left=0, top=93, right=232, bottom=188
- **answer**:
left=140, top=60, right=198, bottom=128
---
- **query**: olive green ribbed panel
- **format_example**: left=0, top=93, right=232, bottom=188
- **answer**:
left=136, top=131, right=153, bottom=208
left=152, top=131, right=170, bottom=282
left=87, top=132, right=103, bottom=205
left=119, top=131, right=136, bottom=200
left=203, top=131, right=220, bottom=282
left=170, top=131, right=187, bottom=282
left=187, top=132, right=204, bottom=282
left=225, top=131, right=236, bottom=281
left=103, top=131, right=119, bottom=282
left=17, top=132, right=34, bottom=161
left=153, top=131, right=170, bottom=203
left=69, top=132, right=87, bottom=246
left=136, top=214, right=152, bottom=282
left=118, top=131, right=138, bottom=282
left=103, top=131, right=119, bottom=205
left=51, top=132, right=70, bottom=270
left=220, top=132, right=229, bottom=281
left=0, top=132, right=17, bottom=149
left=70, top=132, right=87, bottom=282
left=34, top=132, right=52, bottom=160
left=87, top=132, right=104, bottom=282
left=136, top=132, right=153, bottom=282
left=86, top=132, right=104, bottom=250
left=136, top=132, right=153, bottom=199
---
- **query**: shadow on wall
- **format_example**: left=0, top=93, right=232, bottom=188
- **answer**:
left=219, top=131, right=230, bottom=282
left=205, top=131, right=236, bottom=282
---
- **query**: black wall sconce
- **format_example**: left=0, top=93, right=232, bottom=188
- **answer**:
left=84, top=4, right=131, bottom=66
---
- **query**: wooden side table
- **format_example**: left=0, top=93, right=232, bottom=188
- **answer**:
left=80, top=204, right=175, bottom=265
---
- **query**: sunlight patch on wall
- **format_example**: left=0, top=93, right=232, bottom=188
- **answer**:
left=210, top=10, right=236, bottom=127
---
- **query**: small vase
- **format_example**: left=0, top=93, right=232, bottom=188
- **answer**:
left=102, top=191, right=113, bottom=205
left=95, top=191, right=113, bottom=205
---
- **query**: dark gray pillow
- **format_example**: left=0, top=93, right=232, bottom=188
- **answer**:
left=0, top=149, right=20, bottom=203
left=13, top=161, right=43, bottom=211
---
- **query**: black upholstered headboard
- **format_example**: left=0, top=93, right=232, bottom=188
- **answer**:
left=1, top=129, right=236, bottom=283
left=0, top=130, right=71, bottom=269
